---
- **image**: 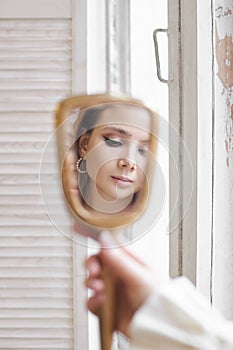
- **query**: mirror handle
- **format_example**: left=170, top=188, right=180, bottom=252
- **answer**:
left=99, top=266, right=115, bottom=350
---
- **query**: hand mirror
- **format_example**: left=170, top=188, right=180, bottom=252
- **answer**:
left=54, top=94, right=159, bottom=350
left=55, top=94, right=158, bottom=239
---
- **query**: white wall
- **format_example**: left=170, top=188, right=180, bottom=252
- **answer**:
left=129, top=0, right=169, bottom=280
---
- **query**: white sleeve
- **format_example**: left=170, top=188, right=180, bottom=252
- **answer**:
left=129, top=276, right=233, bottom=350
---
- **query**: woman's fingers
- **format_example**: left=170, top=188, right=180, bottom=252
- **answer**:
left=85, top=254, right=102, bottom=278
left=85, top=254, right=106, bottom=316
left=85, top=276, right=105, bottom=292
left=85, top=254, right=105, bottom=294
left=87, top=292, right=105, bottom=316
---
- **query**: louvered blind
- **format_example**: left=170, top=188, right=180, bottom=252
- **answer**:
left=0, top=18, right=75, bottom=349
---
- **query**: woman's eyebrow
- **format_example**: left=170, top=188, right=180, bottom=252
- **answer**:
left=140, top=139, right=150, bottom=146
left=102, top=126, right=131, bottom=136
left=102, top=126, right=150, bottom=144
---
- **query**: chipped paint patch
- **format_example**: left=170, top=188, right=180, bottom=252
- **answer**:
left=216, top=32, right=233, bottom=88
left=215, top=6, right=233, bottom=167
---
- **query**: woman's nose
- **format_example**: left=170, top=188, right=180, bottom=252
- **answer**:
left=118, top=144, right=137, bottom=170
left=118, top=157, right=136, bottom=170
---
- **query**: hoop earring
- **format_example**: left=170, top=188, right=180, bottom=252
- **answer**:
left=76, top=157, right=87, bottom=174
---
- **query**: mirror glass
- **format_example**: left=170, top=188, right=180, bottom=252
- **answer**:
left=55, top=94, right=158, bottom=234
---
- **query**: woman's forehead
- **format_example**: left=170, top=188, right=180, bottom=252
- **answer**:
left=94, top=105, right=151, bottom=134
left=100, top=124, right=150, bottom=142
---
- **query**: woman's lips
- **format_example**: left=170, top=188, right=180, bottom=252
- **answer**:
left=111, top=176, right=134, bottom=187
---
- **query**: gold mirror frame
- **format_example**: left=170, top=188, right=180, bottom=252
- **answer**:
left=55, top=94, right=158, bottom=230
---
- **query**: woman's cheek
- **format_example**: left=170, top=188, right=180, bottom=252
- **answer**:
left=85, top=146, right=111, bottom=180
left=135, top=167, right=146, bottom=189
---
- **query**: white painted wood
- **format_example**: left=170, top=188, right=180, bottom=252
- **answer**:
left=180, top=0, right=198, bottom=284
left=0, top=12, right=78, bottom=350
left=196, top=0, right=213, bottom=300
left=168, top=0, right=182, bottom=279
left=168, top=0, right=198, bottom=284
left=105, top=0, right=131, bottom=94
left=73, top=244, right=89, bottom=350
left=212, top=1, right=233, bottom=319
left=169, top=0, right=233, bottom=320
left=0, top=0, right=71, bottom=18
left=87, top=0, right=106, bottom=94
left=72, top=0, right=87, bottom=94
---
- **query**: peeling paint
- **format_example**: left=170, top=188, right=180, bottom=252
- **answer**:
left=216, top=31, right=233, bottom=88
left=215, top=6, right=233, bottom=167
left=211, top=0, right=233, bottom=320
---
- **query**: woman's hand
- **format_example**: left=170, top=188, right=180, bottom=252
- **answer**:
left=85, top=231, right=157, bottom=337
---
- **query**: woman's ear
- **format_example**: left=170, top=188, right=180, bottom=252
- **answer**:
left=79, top=133, right=89, bottom=158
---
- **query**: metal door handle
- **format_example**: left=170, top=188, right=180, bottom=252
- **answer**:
left=153, top=28, right=168, bottom=83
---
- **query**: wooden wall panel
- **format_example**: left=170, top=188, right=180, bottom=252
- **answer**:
left=0, top=17, right=75, bottom=349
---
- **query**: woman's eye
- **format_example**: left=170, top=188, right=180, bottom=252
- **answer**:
left=103, top=136, right=122, bottom=147
left=138, top=147, right=148, bottom=156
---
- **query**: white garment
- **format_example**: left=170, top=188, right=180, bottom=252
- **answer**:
left=129, top=277, right=233, bottom=350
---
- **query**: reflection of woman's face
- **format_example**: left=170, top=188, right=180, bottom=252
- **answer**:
left=83, top=106, right=151, bottom=202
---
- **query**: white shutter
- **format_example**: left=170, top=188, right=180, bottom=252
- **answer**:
left=0, top=13, right=82, bottom=349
